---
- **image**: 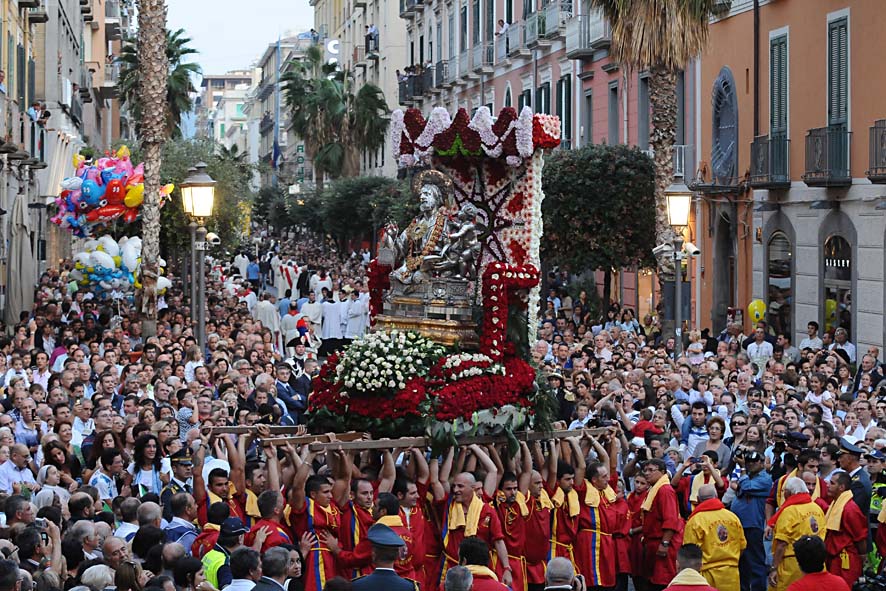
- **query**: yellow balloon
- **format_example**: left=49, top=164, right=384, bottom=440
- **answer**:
left=160, top=183, right=174, bottom=196
left=113, top=256, right=122, bottom=267
left=134, top=278, right=142, bottom=289
left=824, top=299, right=838, bottom=330
left=86, top=266, right=94, bottom=273
left=96, top=244, right=105, bottom=252
left=116, top=145, right=131, bottom=159
left=73, top=153, right=85, bottom=168
left=124, top=184, right=145, bottom=208
left=74, top=262, right=84, bottom=270
left=80, top=279, right=89, bottom=285
left=747, top=299, right=767, bottom=323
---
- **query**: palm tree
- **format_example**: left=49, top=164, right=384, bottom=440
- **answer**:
left=591, top=0, right=719, bottom=278
left=136, top=0, right=169, bottom=337
left=282, top=44, right=390, bottom=190
left=118, top=28, right=200, bottom=138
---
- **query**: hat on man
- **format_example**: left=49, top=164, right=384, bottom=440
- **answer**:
left=838, top=437, right=865, bottom=456
left=220, top=517, right=249, bottom=536
left=786, top=432, right=810, bottom=448
left=366, top=523, right=405, bottom=547
left=547, top=371, right=564, bottom=382
left=866, top=449, right=886, bottom=461
left=170, top=448, right=193, bottom=466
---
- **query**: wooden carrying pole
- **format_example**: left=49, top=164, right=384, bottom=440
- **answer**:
left=306, top=428, right=608, bottom=452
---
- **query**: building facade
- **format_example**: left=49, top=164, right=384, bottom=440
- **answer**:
left=314, top=0, right=406, bottom=178
left=697, top=0, right=886, bottom=355
left=195, top=70, right=253, bottom=141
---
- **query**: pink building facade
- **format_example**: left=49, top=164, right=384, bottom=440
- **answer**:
left=398, top=0, right=701, bottom=324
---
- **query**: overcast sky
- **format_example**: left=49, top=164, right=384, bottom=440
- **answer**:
left=167, top=0, right=314, bottom=76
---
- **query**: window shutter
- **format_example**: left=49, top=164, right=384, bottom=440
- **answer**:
left=769, top=35, right=787, bottom=133
left=828, top=18, right=848, bottom=125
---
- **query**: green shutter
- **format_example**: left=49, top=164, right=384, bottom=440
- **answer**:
left=563, top=75, right=572, bottom=141
left=828, top=18, right=848, bottom=125
left=769, top=35, right=787, bottom=133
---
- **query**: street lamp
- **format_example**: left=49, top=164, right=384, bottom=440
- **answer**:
left=180, top=162, right=217, bottom=352
left=666, top=182, right=692, bottom=358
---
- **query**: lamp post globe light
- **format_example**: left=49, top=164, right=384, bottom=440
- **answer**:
left=180, top=162, right=217, bottom=353
left=665, top=182, right=692, bottom=358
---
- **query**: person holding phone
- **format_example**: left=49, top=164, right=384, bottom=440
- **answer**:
left=542, top=557, right=586, bottom=591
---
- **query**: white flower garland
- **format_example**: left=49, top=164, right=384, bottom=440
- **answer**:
left=336, top=330, right=443, bottom=393
left=527, top=150, right=545, bottom=345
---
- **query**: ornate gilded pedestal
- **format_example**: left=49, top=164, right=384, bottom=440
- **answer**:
left=373, top=278, right=479, bottom=349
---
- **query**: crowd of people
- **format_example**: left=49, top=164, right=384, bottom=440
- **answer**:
left=0, top=230, right=884, bottom=591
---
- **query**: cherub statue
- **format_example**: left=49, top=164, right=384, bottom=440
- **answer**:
left=429, top=203, right=482, bottom=279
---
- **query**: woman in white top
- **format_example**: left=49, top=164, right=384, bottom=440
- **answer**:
left=127, top=433, right=167, bottom=496
left=183, top=344, right=204, bottom=384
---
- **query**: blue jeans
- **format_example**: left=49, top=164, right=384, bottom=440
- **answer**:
left=740, top=527, right=767, bottom=591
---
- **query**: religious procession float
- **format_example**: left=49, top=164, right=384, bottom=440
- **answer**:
left=306, top=106, right=562, bottom=449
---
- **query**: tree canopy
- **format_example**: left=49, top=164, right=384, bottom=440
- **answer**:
left=541, top=144, right=657, bottom=278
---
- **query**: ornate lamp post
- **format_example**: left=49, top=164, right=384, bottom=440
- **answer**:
left=180, top=162, right=216, bottom=352
left=666, top=183, right=692, bottom=358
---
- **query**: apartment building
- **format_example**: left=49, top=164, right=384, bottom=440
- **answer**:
left=694, top=0, right=885, bottom=353
left=196, top=70, right=253, bottom=140
left=314, top=0, right=406, bottom=177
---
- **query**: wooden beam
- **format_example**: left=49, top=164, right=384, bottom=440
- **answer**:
left=208, top=427, right=367, bottom=441
left=306, top=428, right=608, bottom=452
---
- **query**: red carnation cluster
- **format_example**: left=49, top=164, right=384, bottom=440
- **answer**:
left=366, top=259, right=391, bottom=326
left=532, top=114, right=561, bottom=149
left=432, top=356, right=536, bottom=421
left=480, top=262, right=540, bottom=362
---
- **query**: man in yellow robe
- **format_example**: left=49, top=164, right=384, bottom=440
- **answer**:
left=683, top=485, right=746, bottom=591
left=767, top=477, right=826, bottom=591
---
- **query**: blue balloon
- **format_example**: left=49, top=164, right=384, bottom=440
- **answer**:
left=80, top=180, right=106, bottom=206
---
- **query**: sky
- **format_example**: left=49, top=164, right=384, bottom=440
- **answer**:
left=166, top=0, right=315, bottom=76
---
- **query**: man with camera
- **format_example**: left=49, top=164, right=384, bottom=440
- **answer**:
left=542, top=557, right=586, bottom=591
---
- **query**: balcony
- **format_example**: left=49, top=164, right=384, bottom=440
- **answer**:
left=471, top=43, right=493, bottom=73
left=542, top=1, right=571, bottom=40
left=444, top=59, right=458, bottom=85
left=458, top=51, right=471, bottom=80
left=565, top=9, right=610, bottom=58
left=866, top=120, right=886, bottom=183
left=435, top=60, right=447, bottom=89
left=27, top=122, right=47, bottom=169
left=98, top=64, right=119, bottom=100
left=398, top=76, right=424, bottom=105
left=525, top=13, right=545, bottom=47
left=802, top=125, right=851, bottom=187
left=495, top=36, right=509, bottom=64
left=353, top=46, right=367, bottom=69
left=421, top=68, right=433, bottom=94
left=27, top=6, right=48, bottom=22
left=260, top=113, right=274, bottom=134
left=399, top=0, right=416, bottom=18
left=506, top=23, right=529, bottom=58
left=105, top=0, right=122, bottom=39
left=749, top=134, right=790, bottom=189
left=18, top=0, right=39, bottom=7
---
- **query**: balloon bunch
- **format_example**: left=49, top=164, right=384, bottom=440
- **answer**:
left=70, top=235, right=172, bottom=299
left=51, top=146, right=174, bottom=238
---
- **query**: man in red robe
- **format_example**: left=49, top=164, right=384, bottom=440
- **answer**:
left=395, top=451, right=430, bottom=589
left=493, top=471, right=529, bottom=591
left=525, top=469, right=553, bottom=590
left=320, top=492, right=418, bottom=582
left=459, top=537, right=510, bottom=591
left=642, top=458, right=684, bottom=590
left=545, top=439, right=583, bottom=573
left=823, top=472, right=867, bottom=587
left=289, top=473, right=342, bottom=591
left=786, top=535, right=850, bottom=591
left=337, top=478, right=377, bottom=579
left=245, top=490, right=294, bottom=552
left=574, top=461, right=619, bottom=588
left=433, top=471, right=512, bottom=589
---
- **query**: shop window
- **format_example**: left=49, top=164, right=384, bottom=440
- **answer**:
left=767, top=231, right=792, bottom=337
left=823, top=234, right=852, bottom=336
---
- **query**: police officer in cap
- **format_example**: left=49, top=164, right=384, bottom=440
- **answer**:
left=351, top=523, right=418, bottom=591
left=837, top=437, right=872, bottom=548
left=161, top=447, right=195, bottom=521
